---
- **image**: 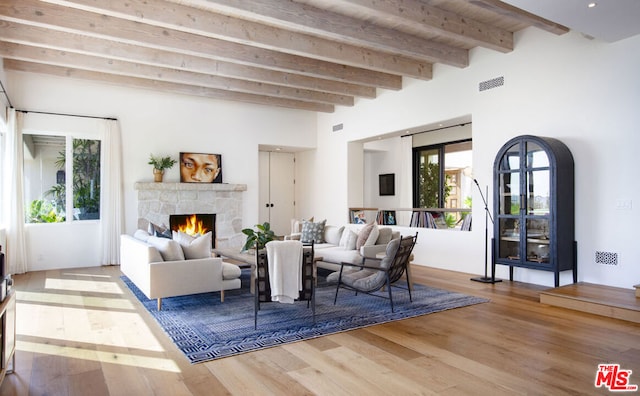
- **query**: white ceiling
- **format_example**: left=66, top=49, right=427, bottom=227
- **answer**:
left=503, top=0, right=640, bottom=42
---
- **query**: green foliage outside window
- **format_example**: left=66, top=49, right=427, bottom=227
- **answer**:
left=417, top=162, right=452, bottom=209
left=34, top=138, right=101, bottom=222
left=72, top=139, right=101, bottom=218
left=27, top=199, right=65, bottom=223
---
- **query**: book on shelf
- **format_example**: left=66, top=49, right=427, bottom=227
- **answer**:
left=350, top=209, right=366, bottom=224
left=410, top=210, right=438, bottom=228
left=377, top=210, right=396, bottom=225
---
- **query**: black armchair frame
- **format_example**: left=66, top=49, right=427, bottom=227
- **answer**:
left=254, top=242, right=315, bottom=329
left=333, top=233, right=417, bottom=312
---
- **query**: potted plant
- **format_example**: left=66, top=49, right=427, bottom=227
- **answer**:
left=148, top=154, right=177, bottom=182
left=241, top=222, right=276, bottom=252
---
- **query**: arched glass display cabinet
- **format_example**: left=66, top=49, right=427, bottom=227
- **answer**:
left=493, top=135, right=576, bottom=287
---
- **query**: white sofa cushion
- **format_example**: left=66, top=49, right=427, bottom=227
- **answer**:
left=339, top=229, right=358, bottom=250
left=172, top=231, right=212, bottom=259
left=324, top=225, right=344, bottom=245
left=317, top=246, right=363, bottom=265
left=133, top=229, right=151, bottom=242
left=147, top=236, right=185, bottom=261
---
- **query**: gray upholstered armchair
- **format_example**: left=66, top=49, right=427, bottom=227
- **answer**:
left=330, top=232, right=417, bottom=312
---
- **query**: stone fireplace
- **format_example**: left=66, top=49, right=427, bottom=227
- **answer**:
left=134, top=182, right=247, bottom=249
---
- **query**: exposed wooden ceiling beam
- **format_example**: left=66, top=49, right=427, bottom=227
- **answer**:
left=4, top=59, right=335, bottom=112
left=44, top=0, right=434, bottom=80
left=0, top=0, right=403, bottom=89
left=467, top=0, right=570, bottom=35
left=0, top=41, right=355, bottom=106
left=0, top=0, right=574, bottom=112
left=318, top=0, right=514, bottom=53
left=0, top=20, right=377, bottom=99
left=167, top=0, right=468, bottom=67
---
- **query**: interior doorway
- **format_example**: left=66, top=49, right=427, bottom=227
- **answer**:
left=259, top=151, right=295, bottom=236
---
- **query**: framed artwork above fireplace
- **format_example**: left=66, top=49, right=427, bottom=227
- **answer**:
left=180, top=152, right=222, bottom=183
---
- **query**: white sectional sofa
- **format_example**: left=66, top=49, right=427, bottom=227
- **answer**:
left=120, top=230, right=242, bottom=310
left=287, top=221, right=401, bottom=272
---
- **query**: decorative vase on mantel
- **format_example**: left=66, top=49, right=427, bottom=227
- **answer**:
left=153, top=168, right=164, bottom=182
left=148, top=154, right=177, bottom=183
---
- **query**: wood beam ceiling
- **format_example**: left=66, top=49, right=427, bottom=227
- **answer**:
left=0, top=0, right=568, bottom=112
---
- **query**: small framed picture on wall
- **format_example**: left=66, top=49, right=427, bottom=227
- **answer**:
left=379, top=173, right=395, bottom=196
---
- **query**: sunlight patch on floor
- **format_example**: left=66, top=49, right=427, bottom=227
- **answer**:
left=60, top=272, right=112, bottom=279
left=17, top=302, right=166, bottom=352
left=17, top=341, right=181, bottom=373
left=44, top=277, right=124, bottom=294
left=17, top=290, right=135, bottom=310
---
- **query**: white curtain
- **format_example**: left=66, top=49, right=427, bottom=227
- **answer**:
left=2, top=109, right=27, bottom=274
left=100, top=119, right=124, bottom=265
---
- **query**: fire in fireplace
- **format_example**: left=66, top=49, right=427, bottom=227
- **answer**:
left=169, top=213, right=216, bottom=248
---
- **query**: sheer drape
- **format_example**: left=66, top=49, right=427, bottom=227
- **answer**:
left=100, top=119, right=124, bottom=265
left=2, top=109, right=27, bottom=274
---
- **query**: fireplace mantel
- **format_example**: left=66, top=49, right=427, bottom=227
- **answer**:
left=134, top=182, right=247, bottom=192
left=135, top=182, right=247, bottom=249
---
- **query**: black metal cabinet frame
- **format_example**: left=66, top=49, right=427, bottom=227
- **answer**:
left=493, top=135, right=576, bottom=287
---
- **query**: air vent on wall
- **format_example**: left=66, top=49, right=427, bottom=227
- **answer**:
left=332, top=123, right=343, bottom=132
left=479, top=76, right=504, bottom=92
left=595, top=251, right=619, bottom=266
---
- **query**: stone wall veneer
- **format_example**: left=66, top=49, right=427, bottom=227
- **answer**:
left=135, top=182, right=247, bottom=249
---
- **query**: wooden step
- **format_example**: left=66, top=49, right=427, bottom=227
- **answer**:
left=539, top=282, right=640, bottom=324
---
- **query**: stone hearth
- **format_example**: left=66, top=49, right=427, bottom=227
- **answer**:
left=134, top=182, right=247, bottom=249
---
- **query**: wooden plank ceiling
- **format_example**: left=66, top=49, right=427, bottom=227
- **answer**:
left=0, top=0, right=568, bottom=113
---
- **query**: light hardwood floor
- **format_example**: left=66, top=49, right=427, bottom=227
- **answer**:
left=1, top=264, right=638, bottom=395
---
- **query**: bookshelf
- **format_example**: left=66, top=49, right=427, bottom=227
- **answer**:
left=349, top=207, right=471, bottom=230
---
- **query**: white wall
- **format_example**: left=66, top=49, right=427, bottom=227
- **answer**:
left=4, top=28, right=640, bottom=288
left=6, top=72, right=317, bottom=270
left=309, top=28, right=640, bottom=289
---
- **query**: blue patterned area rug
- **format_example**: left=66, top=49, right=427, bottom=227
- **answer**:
left=122, top=270, right=488, bottom=364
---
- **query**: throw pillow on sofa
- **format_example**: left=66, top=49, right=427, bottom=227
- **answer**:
left=147, top=236, right=185, bottom=261
left=133, top=229, right=151, bottom=242
left=376, top=227, right=393, bottom=245
left=148, top=222, right=171, bottom=239
left=339, top=229, right=358, bottom=250
left=301, top=219, right=326, bottom=243
left=324, top=225, right=344, bottom=245
left=291, top=216, right=314, bottom=235
left=172, top=231, right=212, bottom=259
left=356, top=223, right=379, bottom=250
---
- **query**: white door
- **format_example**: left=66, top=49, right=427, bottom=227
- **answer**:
left=259, top=151, right=295, bottom=236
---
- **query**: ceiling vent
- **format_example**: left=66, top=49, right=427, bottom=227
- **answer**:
left=479, top=76, right=504, bottom=92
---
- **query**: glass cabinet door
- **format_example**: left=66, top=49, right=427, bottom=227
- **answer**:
left=497, top=142, right=522, bottom=261
left=525, top=218, right=550, bottom=263
left=524, top=142, right=551, bottom=264
left=496, top=139, right=552, bottom=264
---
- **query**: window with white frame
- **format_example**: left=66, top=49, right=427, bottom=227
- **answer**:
left=23, top=133, right=101, bottom=223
